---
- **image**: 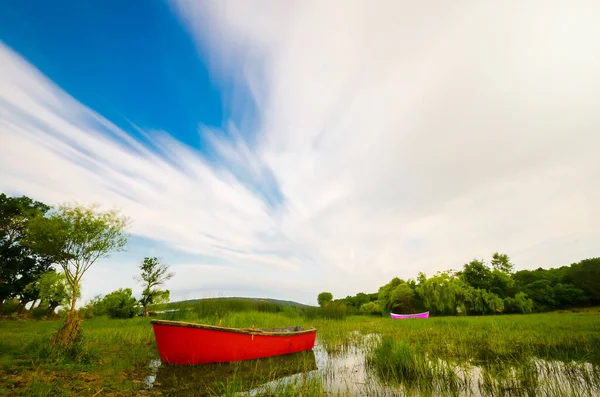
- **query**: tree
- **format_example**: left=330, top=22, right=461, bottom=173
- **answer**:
left=460, top=259, right=492, bottom=290
left=378, top=277, right=419, bottom=315
left=24, top=270, right=72, bottom=317
left=82, top=294, right=106, bottom=318
left=353, top=292, right=370, bottom=308
left=389, top=283, right=415, bottom=314
left=24, top=203, right=129, bottom=346
left=135, top=257, right=174, bottom=317
left=489, top=269, right=516, bottom=299
left=417, top=271, right=471, bottom=315
left=0, top=194, right=52, bottom=314
left=490, top=252, right=514, bottom=274
left=467, top=288, right=504, bottom=314
left=317, top=292, right=333, bottom=307
left=552, top=283, right=587, bottom=308
left=504, top=292, right=533, bottom=314
left=378, top=277, right=402, bottom=315
left=523, top=279, right=556, bottom=311
left=102, top=288, right=138, bottom=319
left=360, top=301, right=380, bottom=314
left=569, top=258, right=600, bottom=304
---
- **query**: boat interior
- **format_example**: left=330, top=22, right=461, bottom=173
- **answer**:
left=255, top=325, right=304, bottom=333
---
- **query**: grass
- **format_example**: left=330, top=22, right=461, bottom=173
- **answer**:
left=1, top=302, right=599, bottom=396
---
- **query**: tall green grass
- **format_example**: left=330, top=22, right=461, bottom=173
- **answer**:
left=164, top=297, right=352, bottom=321
left=1, top=305, right=599, bottom=396
left=367, top=336, right=463, bottom=394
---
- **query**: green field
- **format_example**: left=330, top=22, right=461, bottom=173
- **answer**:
left=1, top=304, right=599, bottom=396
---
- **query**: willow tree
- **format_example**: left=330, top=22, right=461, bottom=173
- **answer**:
left=25, top=203, right=129, bottom=346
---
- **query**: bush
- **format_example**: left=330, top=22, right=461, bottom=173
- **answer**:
left=31, top=305, right=51, bottom=319
left=360, top=301, right=381, bottom=316
left=103, top=288, right=137, bottom=319
left=2, top=300, right=19, bottom=315
left=504, top=292, right=534, bottom=314
left=34, top=334, right=99, bottom=364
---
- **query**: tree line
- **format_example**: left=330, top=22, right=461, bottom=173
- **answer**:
left=319, top=252, right=600, bottom=316
left=0, top=193, right=174, bottom=345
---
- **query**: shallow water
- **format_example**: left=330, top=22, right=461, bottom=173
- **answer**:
left=144, top=333, right=600, bottom=396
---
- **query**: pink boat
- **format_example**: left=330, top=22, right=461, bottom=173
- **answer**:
left=390, top=311, right=429, bottom=319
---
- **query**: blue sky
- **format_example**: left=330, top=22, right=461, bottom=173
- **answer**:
left=1, top=1, right=222, bottom=143
left=1, top=1, right=599, bottom=306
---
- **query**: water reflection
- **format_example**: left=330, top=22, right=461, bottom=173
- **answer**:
left=146, top=349, right=317, bottom=396
left=144, top=334, right=600, bottom=396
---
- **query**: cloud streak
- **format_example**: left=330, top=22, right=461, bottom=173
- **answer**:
left=2, top=0, right=600, bottom=304
left=0, top=41, right=305, bottom=303
left=171, top=1, right=600, bottom=276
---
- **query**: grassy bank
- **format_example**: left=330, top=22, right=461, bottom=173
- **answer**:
left=1, top=305, right=599, bottom=396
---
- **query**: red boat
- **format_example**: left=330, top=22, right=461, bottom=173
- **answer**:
left=151, top=319, right=317, bottom=365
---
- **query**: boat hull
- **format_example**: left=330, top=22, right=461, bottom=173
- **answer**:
left=151, top=320, right=317, bottom=365
left=390, top=311, right=429, bottom=319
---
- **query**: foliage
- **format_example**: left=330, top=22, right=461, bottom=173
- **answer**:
left=79, top=294, right=107, bottom=318
left=26, top=204, right=128, bottom=343
left=552, top=283, right=588, bottom=307
left=378, top=277, right=401, bottom=315
left=23, top=203, right=129, bottom=344
left=380, top=254, right=600, bottom=316
left=569, top=258, right=600, bottom=304
left=468, top=288, right=505, bottom=314
left=102, top=288, right=138, bottom=319
left=134, top=257, right=174, bottom=316
left=522, top=279, right=555, bottom=310
left=504, top=292, right=534, bottom=314
left=417, top=271, right=469, bottom=315
left=24, top=203, right=130, bottom=312
left=360, top=301, right=380, bottom=315
left=23, top=270, right=73, bottom=317
left=460, top=259, right=493, bottom=290
left=317, top=292, right=333, bottom=307
left=490, top=252, right=514, bottom=273
left=0, top=193, right=52, bottom=314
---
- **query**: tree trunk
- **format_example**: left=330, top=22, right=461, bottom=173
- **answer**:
left=144, top=304, right=148, bottom=317
left=47, top=303, right=59, bottom=318
left=17, top=300, right=29, bottom=314
left=69, top=281, right=78, bottom=316
left=0, top=300, right=4, bottom=315
left=50, top=281, right=82, bottom=348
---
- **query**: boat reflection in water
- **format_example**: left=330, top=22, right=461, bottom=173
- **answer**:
left=148, top=349, right=318, bottom=396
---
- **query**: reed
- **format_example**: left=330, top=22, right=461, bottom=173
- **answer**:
left=1, top=306, right=599, bottom=396
left=367, top=336, right=464, bottom=394
left=163, top=297, right=352, bottom=321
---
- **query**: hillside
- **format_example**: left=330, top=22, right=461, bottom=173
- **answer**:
left=166, top=296, right=315, bottom=308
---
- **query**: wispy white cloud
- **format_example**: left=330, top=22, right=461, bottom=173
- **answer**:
left=2, top=0, right=600, bottom=305
left=0, top=41, right=306, bottom=303
left=170, top=1, right=600, bottom=283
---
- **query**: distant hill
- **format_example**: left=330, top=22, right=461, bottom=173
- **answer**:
left=167, top=296, right=315, bottom=308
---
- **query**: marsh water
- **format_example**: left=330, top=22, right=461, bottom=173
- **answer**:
left=144, top=332, right=600, bottom=396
